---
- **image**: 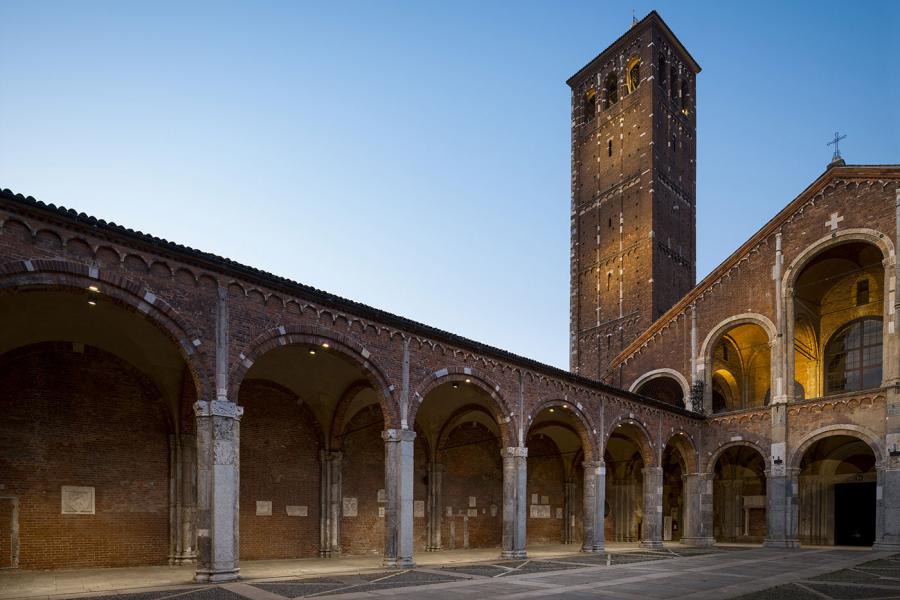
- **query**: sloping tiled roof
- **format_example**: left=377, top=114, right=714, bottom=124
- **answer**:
left=0, top=187, right=699, bottom=418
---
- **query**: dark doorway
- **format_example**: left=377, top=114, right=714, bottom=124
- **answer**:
left=834, top=482, right=875, bottom=546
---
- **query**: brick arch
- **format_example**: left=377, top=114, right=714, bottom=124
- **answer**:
left=604, top=413, right=657, bottom=467
left=703, top=439, right=769, bottom=474
left=526, top=398, right=598, bottom=462
left=629, top=368, right=690, bottom=403
left=409, top=368, right=515, bottom=446
left=434, top=403, right=504, bottom=463
left=229, top=325, right=400, bottom=429
left=789, top=424, right=886, bottom=470
left=699, top=313, right=777, bottom=364
left=0, top=260, right=213, bottom=402
left=782, top=228, right=895, bottom=293
left=662, top=430, right=698, bottom=473
left=328, top=379, right=374, bottom=450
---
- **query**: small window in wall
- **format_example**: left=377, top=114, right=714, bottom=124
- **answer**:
left=608, top=139, right=613, bottom=157
left=584, top=89, right=596, bottom=123
left=608, top=217, right=613, bottom=228
left=626, top=57, right=641, bottom=94
left=856, top=279, right=870, bottom=306
left=603, top=73, right=618, bottom=109
left=680, top=80, right=689, bottom=114
left=658, top=55, right=667, bottom=90
left=669, top=67, right=678, bottom=102
left=607, top=272, right=612, bottom=290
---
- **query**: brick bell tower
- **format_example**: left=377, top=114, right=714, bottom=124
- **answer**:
left=568, top=12, right=700, bottom=381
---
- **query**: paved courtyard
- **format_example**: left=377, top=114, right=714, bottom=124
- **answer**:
left=2, top=547, right=897, bottom=600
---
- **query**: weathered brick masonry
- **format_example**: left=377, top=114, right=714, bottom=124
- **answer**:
left=0, top=9, right=897, bottom=583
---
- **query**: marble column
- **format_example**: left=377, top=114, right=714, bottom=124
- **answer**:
left=426, top=462, right=444, bottom=551
left=383, top=429, right=416, bottom=567
left=193, top=400, right=243, bottom=582
left=582, top=461, right=604, bottom=553
left=640, top=466, right=664, bottom=549
left=501, top=446, right=528, bottom=559
left=681, top=472, right=715, bottom=546
left=319, top=450, right=342, bottom=557
left=764, top=465, right=800, bottom=548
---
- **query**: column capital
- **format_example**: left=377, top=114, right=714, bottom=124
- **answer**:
left=383, top=428, right=416, bottom=443
left=319, top=449, right=343, bottom=462
left=582, top=460, right=605, bottom=470
left=501, top=446, right=528, bottom=458
left=193, top=400, right=243, bottom=420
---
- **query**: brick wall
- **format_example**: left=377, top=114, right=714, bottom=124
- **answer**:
left=0, top=343, right=169, bottom=569
left=340, top=404, right=385, bottom=555
left=239, top=379, right=322, bottom=559
left=525, top=435, right=565, bottom=544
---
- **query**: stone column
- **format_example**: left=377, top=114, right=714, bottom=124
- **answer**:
left=383, top=429, right=416, bottom=567
left=640, top=466, right=664, bottom=549
left=764, top=464, right=800, bottom=548
left=681, top=472, right=714, bottom=546
left=175, top=433, right=197, bottom=564
left=193, top=400, right=243, bottom=582
left=501, top=446, right=528, bottom=559
left=563, top=478, right=576, bottom=544
left=874, top=465, right=900, bottom=550
left=319, top=450, right=342, bottom=557
left=426, top=462, right=443, bottom=551
left=582, top=461, right=604, bottom=553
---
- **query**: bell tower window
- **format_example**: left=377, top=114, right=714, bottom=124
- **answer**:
left=584, top=89, right=596, bottom=123
left=669, top=66, right=678, bottom=102
left=603, top=73, right=618, bottom=109
left=658, top=55, right=667, bottom=90
left=626, top=57, right=641, bottom=94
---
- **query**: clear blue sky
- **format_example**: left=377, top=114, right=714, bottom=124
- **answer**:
left=1, top=1, right=898, bottom=369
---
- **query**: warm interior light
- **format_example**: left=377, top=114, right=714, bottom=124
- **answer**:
left=322, top=342, right=329, bottom=348
left=452, top=382, right=459, bottom=389
left=87, top=300, right=97, bottom=306
left=549, top=408, right=555, bottom=413
left=308, top=349, right=316, bottom=355
left=87, top=285, right=100, bottom=292
left=562, top=404, right=568, bottom=409
left=464, top=378, right=471, bottom=383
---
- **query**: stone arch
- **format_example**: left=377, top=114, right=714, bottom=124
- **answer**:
left=629, top=368, right=690, bottom=407
left=790, top=424, right=886, bottom=469
left=704, top=439, right=769, bottom=474
left=605, top=413, right=657, bottom=467
left=782, top=228, right=895, bottom=293
left=526, top=398, right=598, bottom=462
left=0, top=261, right=212, bottom=402
left=409, top=368, right=514, bottom=446
left=662, top=431, right=699, bottom=473
left=699, top=313, right=777, bottom=363
left=229, top=324, right=399, bottom=429
left=328, top=379, right=374, bottom=450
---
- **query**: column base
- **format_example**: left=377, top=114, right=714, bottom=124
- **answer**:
left=501, top=550, right=527, bottom=559
left=425, top=545, right=443, bottom=552
left=763, top=539, right=800, bottom=549
left=383, top=557, right=416, bottom=568
left=194, top=568, right=240, bottom=583
left=872, top=541, right=900, bottom=551
left=319, top=549, right=341, bottom=558
left=639, top=540, right=664, bottom=550
left=680, top=537, right=716, bottom=548
left=581, top=544, right=604, bottom=554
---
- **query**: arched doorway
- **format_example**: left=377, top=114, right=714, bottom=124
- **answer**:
left=413, top=378, right=511, bottom=552
left=708, top=322, right=771, bottom=413
left=236, top=338, right=391, bottom=559
left=526, top=403, right=593, bottom=548
left=713, top=445, right=767, bottom=543
left=0, top=288, right=199, bottom=569
left=634, top=374, right=686, bottom=408
left=661, top=434, right=696, bottom=543
left=604, top=422, right=650, bottom=543
left=798, top=435, right=877, bottom=546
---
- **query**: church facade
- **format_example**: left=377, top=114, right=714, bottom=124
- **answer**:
left=0, top=11, right=897, bottom=583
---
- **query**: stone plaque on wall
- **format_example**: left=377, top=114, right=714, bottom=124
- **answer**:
left=446, top=506, right=453, bottom=517
left=256, top=500, right=272, bottom=516
left=467, top=508, right=477, bottom=517
left=343, top=497, right=358, bottom=517
left=555, top=507, right=562, bottom=519
left=529, top=504, right=551, bottom=519
left=414, top=500, right=425, bottom=517
left=468, top=496, right=476, bottom=507
left=377, top=488, right=386, bottom=503
left=378, top=506, right=385, bottom=518
left=490, top=504, right=497, bottom=517
left=286, top=505, right=308, bottom=517
left=61, top=486, right=94, bottom=515
left=541, top=495, right=549, bottom=505
left=531, top=493, right=538, bottom=504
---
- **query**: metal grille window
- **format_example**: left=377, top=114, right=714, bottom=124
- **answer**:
left=825, top=318, right=882, bottom=394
